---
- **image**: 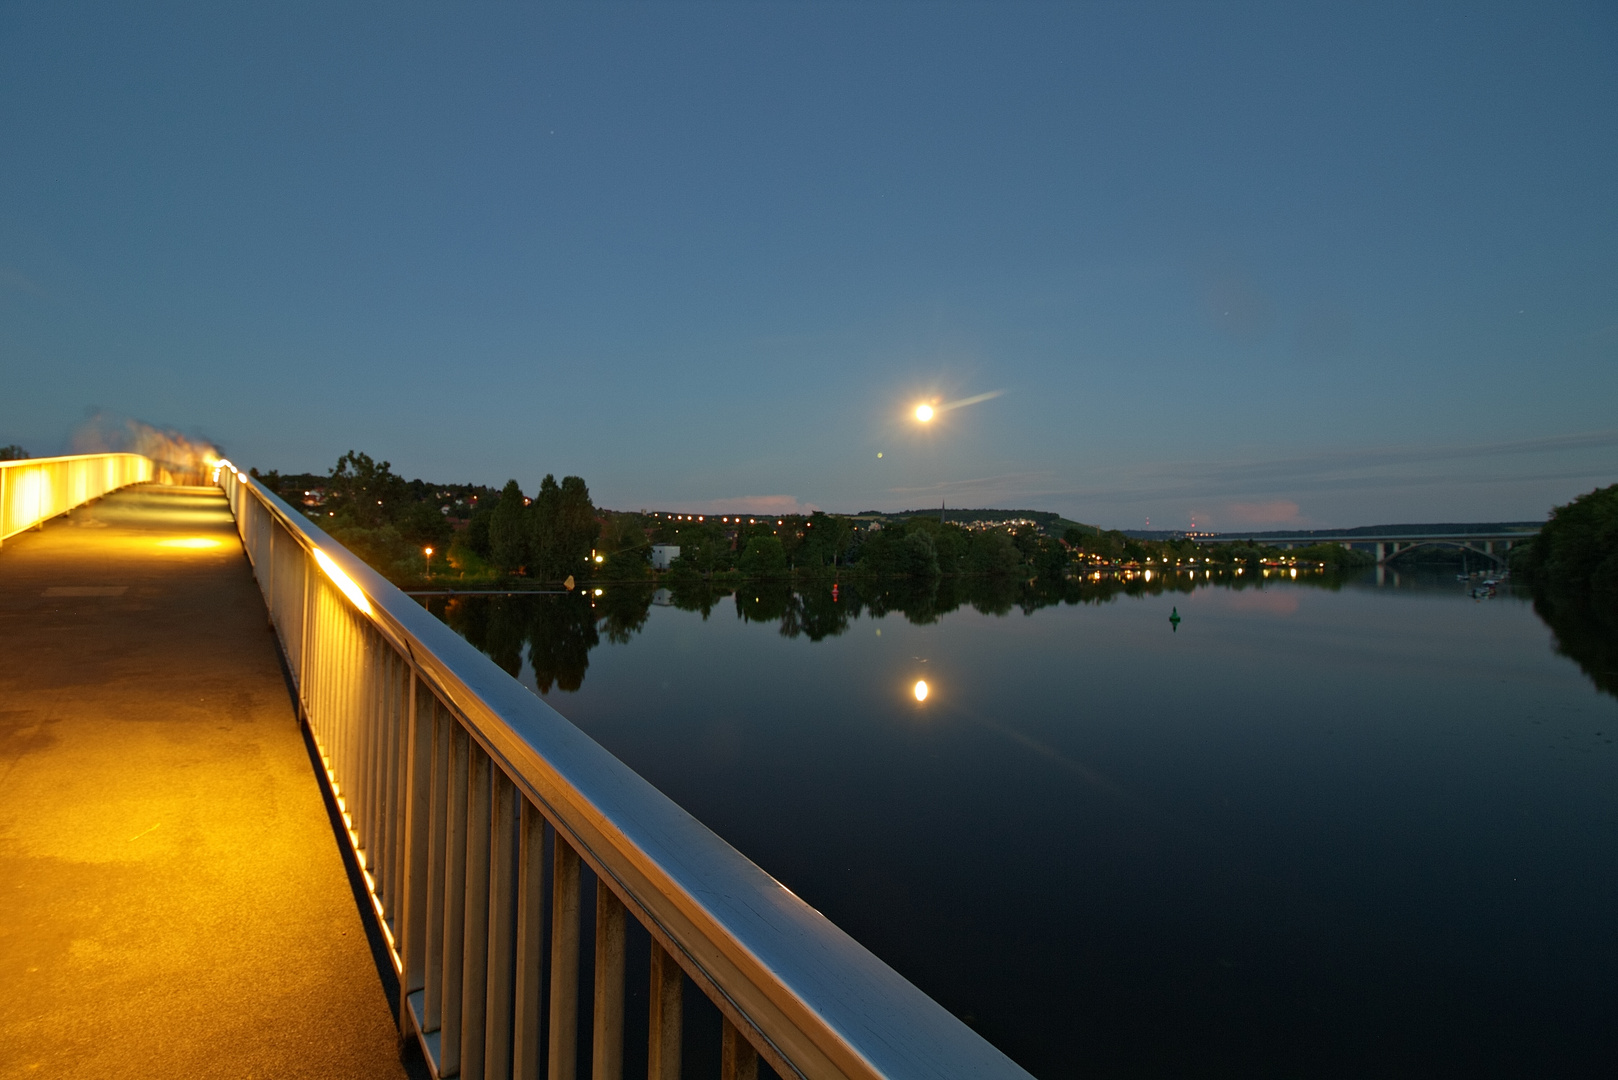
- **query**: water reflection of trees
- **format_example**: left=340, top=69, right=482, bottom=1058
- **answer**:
left=1531, top=592, right=1618, bottom=699
left=424, top=570, right=1364, bottom=694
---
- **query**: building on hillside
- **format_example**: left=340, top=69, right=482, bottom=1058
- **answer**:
left=650, top=544, right=681, bottom=570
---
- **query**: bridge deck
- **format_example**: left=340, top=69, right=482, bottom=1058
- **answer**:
left=0, top=486, right=409, bottom=1078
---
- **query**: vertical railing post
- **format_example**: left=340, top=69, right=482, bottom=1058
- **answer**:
left=549, top=839, right=581, bottom=1080
left=399, top=672, right=432, bottom=1034
left=648, top=943, right=682, bottom=1080
left=513, top=801, right=547, bottom=1080
left=424, top=700, right=451, bottom=1031
left=462, top=747, right=493, bottom=1079
left=720, top=1019, right=758, bottom=1080
left=485, top=772, right=520, bottom=1079
left=441, top=723, right=471, bottom=1075
left=592, top=883, right=626, bottom=1080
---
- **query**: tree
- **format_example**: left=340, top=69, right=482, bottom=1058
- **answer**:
left=1517, top=483, right=1618, bottom=610
left=326, top=450, right=407, bottom=528
left=739, top=535, right=789, bottom=578
left=531, top=474, right=599, bottom=582
left=489, top=480, right=531, bottom=574
left=0, top=444, right=29, bottom=460
left=965, top=529, right=1021, bottom=576
left=397, top=499, right=453, bottom=552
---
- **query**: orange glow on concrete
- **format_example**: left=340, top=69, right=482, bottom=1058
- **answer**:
left=157, top=537, right=224, bottom=549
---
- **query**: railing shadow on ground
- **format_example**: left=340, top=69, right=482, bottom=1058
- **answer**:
left=220, top=466, right=1033, bottom=1080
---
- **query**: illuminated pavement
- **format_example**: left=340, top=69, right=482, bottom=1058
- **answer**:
left=0, top=486, right=410, bottom=1078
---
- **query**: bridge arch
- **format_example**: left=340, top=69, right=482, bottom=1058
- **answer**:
left=1380, top=539, right=1508, bottom=568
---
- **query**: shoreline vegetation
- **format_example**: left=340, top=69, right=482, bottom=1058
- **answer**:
left=252, top=453, right=1374, bottom=593
left=1512, top=483, right=1618, bottom=697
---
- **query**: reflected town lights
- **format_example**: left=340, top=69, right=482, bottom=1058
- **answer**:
left=913, top=680, right=929, bottom=702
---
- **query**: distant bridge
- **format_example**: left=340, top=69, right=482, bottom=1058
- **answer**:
left=1204, top=524, right=1541, bottom=566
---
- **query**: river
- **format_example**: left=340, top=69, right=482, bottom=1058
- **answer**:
left=417, top=570, right=1616, bottom=1078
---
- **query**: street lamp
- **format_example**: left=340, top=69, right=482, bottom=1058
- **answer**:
left=424, top=546, right=433, bottom=579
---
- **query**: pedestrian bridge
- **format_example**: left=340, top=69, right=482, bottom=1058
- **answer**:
left=0, top=454, right=1029, bottom=1080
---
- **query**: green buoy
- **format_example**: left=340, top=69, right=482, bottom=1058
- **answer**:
left=1169, top=606, right=1181, bottom=632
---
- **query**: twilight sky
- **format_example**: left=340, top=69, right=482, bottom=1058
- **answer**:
left=2, top=1, right=1615, bottom=529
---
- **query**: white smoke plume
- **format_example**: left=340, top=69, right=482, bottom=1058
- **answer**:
left=71, top=412, right=222, bottom=485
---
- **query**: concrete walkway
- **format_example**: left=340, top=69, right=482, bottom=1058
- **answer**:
left=0, top=486, right=410, bottom=1079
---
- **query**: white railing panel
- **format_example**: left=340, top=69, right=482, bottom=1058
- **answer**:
left=0, top=452, right=153, bottom=542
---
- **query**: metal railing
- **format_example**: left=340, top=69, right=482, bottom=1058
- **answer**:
left=0, top=452, right=154, bottom=545
left=218, top=466, right=1031, bottom=1080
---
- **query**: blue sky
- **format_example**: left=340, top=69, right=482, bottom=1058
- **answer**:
left=2, top=1, right=1614, bottom=528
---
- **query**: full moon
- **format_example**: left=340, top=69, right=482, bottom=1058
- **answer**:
left=914, top=404, right=934, bottom=422
left=913, top=679, right=929, bottom=702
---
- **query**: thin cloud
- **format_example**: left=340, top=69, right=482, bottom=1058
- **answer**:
left=1068, top=430, right=1618, bottom=504
left=677, top=495, right=820, bottom=515
left=1224, top=499, right=1302, bottom=526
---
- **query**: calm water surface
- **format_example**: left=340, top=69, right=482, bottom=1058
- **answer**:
left=420, top=573, right=1616, bottom=1078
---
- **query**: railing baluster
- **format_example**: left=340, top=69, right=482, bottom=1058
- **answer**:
left=462, top=745, right=493, bottom=1080
left=720, top=1019, right=758, bottom=1080
left=513, top=801, right=547, bottom=1080
left=486, top=771, right=520, bottom=1079
left=549, top=838, right=581, bottom=1080
left=592, top=882, right=625, bottom=1080
left=648, top=943, right=682, bottom=1080
left=380, top=652, right=399, bottom=921
left=364, top=635, right=381, bottom=871
left=399, top=672, right=432, bottom=1034
left=424, top=697, right=451, bottom=1031
left=358, top=631, right=375, bottom=867
left=442, top=722, right=471, bottom=1075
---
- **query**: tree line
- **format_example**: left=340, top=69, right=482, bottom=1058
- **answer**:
left=1512, top=482, right=1618, bottom=698
left=253, top=450, right=1371, bottom=588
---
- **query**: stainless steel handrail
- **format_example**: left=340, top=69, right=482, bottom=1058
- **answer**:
left=220, top=468, right=1032, bottom=1080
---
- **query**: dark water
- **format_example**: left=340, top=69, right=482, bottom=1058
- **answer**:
left=420, top=572, right=1617, bottom=1078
